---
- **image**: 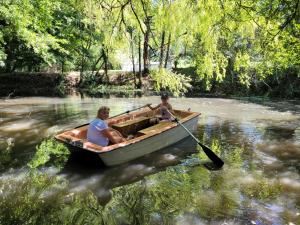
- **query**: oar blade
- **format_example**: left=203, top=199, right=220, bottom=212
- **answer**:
left=198, top=142, right=224, bottom=168
left=165, top=108, right=224, bottom=168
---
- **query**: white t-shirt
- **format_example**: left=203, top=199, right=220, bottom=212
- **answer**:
left=87, top=118, right=109, bottom=146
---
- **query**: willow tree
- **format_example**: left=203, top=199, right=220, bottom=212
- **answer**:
left=122, top=7, right=145, bottom=88
left=151, top=0, right=299, bottom=95
left=125, top=0, right=154, bottom=75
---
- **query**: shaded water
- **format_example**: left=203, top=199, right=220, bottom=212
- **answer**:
left=0, top=95, right=299, bottom=225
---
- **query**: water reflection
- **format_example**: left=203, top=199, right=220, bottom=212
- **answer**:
left=0, top=96, right=299, bottom=224
left=61, top=136, right=198, bottom=197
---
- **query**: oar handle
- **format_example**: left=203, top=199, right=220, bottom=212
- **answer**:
left=109, top=104, right=148, bottom=119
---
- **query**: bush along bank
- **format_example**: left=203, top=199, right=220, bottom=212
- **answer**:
left=174, top=67, right=300, bottom=99
left=0, top=73, right=69, bottom=97
left=1, top=69, right=299, bottom=99
left=0, top=71, right=143, bottom=98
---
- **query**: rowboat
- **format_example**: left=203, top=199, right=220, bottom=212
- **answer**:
left=55, top=107, right=200, bottom=166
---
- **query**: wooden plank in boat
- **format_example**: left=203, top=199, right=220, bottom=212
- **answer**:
left=112, top=116, right=149, bottom=128
left=138, top=121, right=175, bottom=135
left=112, top=116, right=150, bottom=136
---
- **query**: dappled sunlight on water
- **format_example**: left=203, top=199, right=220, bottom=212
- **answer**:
left=0, top=96, right=299, bottom=224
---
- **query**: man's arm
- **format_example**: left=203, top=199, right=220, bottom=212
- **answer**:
left=102, top=129, right=125, bottom=144
left=146, top=103, right=161, bottom=110
left=107, top=127, right=123, bottom=137
left=166, top=103, right=176, bottom=114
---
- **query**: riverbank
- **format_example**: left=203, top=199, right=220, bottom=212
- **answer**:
left=175, top=67, right=300, bottom=99
left=0, top=72, right=68, bottom=97
left=0, top=72, right=144, bottom=97
left=1, top=70, right=299, bottom=99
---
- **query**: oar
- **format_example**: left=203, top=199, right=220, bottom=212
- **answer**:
left=75, top=104, right=149, bottom=128
left=109, top=104, right=149, bottom=119
left=166, top=109, right=224, bottom=168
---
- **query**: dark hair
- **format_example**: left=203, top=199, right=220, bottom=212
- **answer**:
left=161, top=93, right=169, bottom=100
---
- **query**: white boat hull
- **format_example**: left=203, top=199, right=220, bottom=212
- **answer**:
left=98, top=116, right=199, bottom=166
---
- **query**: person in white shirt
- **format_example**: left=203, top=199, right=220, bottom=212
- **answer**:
left=87, top=106, right=125, bottom=146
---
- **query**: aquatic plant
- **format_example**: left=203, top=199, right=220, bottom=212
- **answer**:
left=0, top=172, right=116, bottom=225
left=241, top=175, right=282, bottom=200
left=0, top=138, right=15, bottom=171
left=28, top=139, right=70, bottom=169
left=0, top=173, right=68, bottom=225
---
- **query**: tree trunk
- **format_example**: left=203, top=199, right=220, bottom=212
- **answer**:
left=174, top=57, right=178, bottom=69
left=130, top=31, right=136, bottom=88
left=164, top=33, right=171, bottom=68
left=61, top=60, right=64, bottom=74
left=143, top=17, right=150, bottom=76
left=79, top=51, right=85, bottom=85
left=159, top=30, right=165, bottom=68
left=137, top=35, right=142, bottom=89
left=103, top=48, right=109, bottom=84
left=225, top=56, right=235, bottom=93
left=91, top=53, right=103, bottom=76
left=4, top=44, right=14, bottom=73
left=95, top=61, right=104, bottom=82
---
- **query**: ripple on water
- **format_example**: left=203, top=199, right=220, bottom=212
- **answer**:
left=256, top=140, right=300, bottom=161
left=1, top=119, right=38, bottom=132
left=279, top=177, right=300, bottom=193
left=69, top=174, right=105, bottom=193
left=119, top=164, right=153, bottom=181
left=175, top=213, right=207, bottom=225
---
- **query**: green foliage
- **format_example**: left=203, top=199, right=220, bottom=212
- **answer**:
left=80, top=72, right=103, bottom=87
left=0, top=0, right=70, bottom=71
left=28, top=138, right=70, bottom=169
left=0, top=173, right=68, bottom=225
left=54, top=74, right=69, bottom=96
left=241, top=176, right=282, bottom=200
left=54, top=79, right=68, bottom=96
left=193, top=189, right=239, bottom=219
left=0, top=142, right=289, bottom=225
left=85, top=84, right=140, bottom=97
left=0, top=138, right=14, bottom=170
left=150, top=68, right=191, bottom=96
left=225, top=147, right=244, bottom=168
left=0, top=172, right=117, bottom=225
left=0, top=0, right=299, bottom=97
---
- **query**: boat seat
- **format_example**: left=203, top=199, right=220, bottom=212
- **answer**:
left=112, top=116, right=150, bottom=136
left=138, top=121, right=175, bottom=135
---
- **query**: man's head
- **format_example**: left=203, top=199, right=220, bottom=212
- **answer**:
left=97, top=106, right=110, bottom=120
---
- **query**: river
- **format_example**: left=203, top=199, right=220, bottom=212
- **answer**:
left=0, top=95, right=299, bottom=225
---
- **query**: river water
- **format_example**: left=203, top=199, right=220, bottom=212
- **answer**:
left=0, top=95, right=299, bottom=225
